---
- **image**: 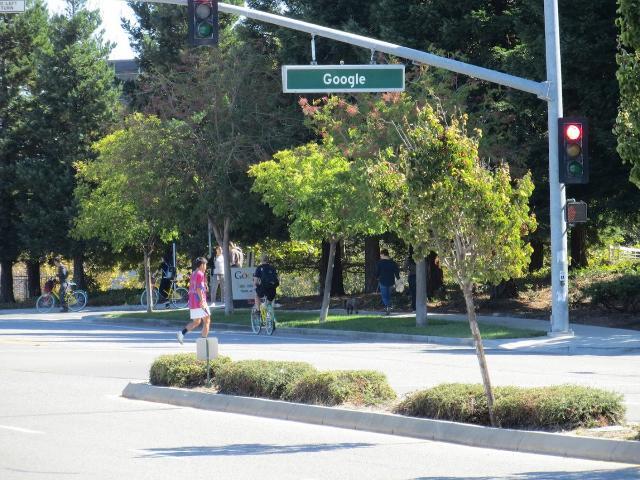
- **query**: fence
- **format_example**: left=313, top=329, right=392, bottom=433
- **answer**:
left=609, top=245, right=640, bottom=263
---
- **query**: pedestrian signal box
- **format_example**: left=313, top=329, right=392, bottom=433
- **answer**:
left=566, top=200, right=588, bottom=224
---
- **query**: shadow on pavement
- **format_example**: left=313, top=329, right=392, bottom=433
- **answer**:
left=412, top=467, right=640, bottom=479
left=136, top=442, right=373, bottom=458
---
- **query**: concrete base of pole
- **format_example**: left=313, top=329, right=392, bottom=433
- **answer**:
left=547, top=329, right=574, bottom=338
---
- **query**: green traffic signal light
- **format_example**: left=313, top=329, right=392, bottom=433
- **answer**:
left=568, top=161, right=583, bottom=176
left=197, top=21, right=214, bottom=37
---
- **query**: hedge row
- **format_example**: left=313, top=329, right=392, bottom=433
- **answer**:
left=149, top=355, right=396, bottom=407
left=395, top=383, right=625, bottom=430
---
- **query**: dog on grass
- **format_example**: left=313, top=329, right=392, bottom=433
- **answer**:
left=343, top=297, right=358, bottom=315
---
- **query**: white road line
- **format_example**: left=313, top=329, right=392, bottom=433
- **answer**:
left=0, top=425, right=45, bottom=434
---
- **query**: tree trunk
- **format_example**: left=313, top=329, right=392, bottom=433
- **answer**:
left=319, top=239, right=337, bottom=323
left=320, top=240, right=344, bottom=296
left=26, top=260, right=41, bottom=298
left=0, top=260, right=15, bottom=303
left=462, top=282, right=498, bottom=427
left=415, top=258, right=428, bottom=327
left=570, top=224, right=588, bottom=269
left=364, top=236, right=380, bottom=293
left=426, top=252, right=443, bottom=298
left=211, top=215, right=234, bottom=315
left=529, top=238, right=544, bottom=272
left=73, top=252, right=87, bottom=291
left=143, top=248, right=153, bottom=313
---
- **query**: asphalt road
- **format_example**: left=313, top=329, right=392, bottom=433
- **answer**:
left=1, top=309, right=638, bottom=479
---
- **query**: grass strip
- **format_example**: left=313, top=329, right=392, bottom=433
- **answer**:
left=107, top=309, right=544, bottom=339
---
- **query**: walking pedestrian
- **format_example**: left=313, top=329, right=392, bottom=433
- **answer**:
left=177, top=257, right=210, bottom=344
left=211, top=246, right=224, bottom=303
left=404, top=254, right=417, bottom=311
left=376, top=248, right=400, bottom=315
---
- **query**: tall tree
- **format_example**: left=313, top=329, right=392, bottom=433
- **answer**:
left=142, top=42, right=301, bottom=314
left=15, top=0, right=120, bottom=290
left=369, top=105, right=536, bottom=426
left=615, top=0, right=640, bottom=190
left=74, top=114, right=186, bottom=312
left=0, top=0, right=49, bottom=302
left=250, top=141, right=384, bottom=321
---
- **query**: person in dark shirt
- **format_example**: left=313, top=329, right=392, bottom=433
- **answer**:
left=404, top=255, right=417, bottom=311
left=53, top=256, right=69, bottom=312
left=253, top=254, right=279, bottom=310
left=157, top=256, right=174, bottom=308
left=376, top=248, right=400, bottom=315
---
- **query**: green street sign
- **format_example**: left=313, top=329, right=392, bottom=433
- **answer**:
left=282, top=64, right=405, bottom=93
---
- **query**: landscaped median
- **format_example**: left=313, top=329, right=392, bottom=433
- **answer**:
left=106, top=309, right=545, bottom=340
left=121, top=353, right=640, bottom=464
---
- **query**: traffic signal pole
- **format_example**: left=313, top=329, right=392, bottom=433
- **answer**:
left=543, top=0, right=571, bottom=335
left=126, top=0, right=573, bottom=335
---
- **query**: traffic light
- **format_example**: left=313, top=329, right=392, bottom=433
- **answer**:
left=558, top=117, right=588, bottom=184
left=188, top=0, right=218, bottom=47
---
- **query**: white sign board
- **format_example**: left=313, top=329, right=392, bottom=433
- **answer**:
left=230, top=267, right=255, bottom=301
left=0, top=1, right=25, bottom=13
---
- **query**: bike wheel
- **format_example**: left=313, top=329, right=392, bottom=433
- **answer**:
left=68, top=291, right=87, bottom=312
left=250, top=307, right=262, bottom=334
left=170, top=287, right=189, bottom=309
left=140, top=289, right=159, bottom=308
left=36, top=294, right=55, bottom=313
left=265, top=304, right=276, bottom=336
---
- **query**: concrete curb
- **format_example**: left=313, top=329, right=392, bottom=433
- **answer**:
left=122, top=382, right=640, bottom=465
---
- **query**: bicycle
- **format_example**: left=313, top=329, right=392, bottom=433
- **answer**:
left=140, top=275, right=188, bottom=309
left=250, top=296, right=276, bottom=335
left=36, top=278, right=88, bottom=313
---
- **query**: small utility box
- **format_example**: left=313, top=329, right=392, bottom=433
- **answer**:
left=196, top=337, right=219, bottom=361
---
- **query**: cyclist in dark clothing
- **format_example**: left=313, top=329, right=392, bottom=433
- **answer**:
left=158, top=256, right=174, bottom=308
left=53, top=256, right=69, bottom=312
left=375, top=249, right=400, bottom=315
left=253, top=254, right=279, bottom=309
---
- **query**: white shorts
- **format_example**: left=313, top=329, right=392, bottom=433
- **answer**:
left=190, top=307, right=210, bottom=319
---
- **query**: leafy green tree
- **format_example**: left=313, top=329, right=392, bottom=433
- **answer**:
left=0, top=0, right=49, bottom=301
left=15, top=0, right=120, bottom=289
left=141, top=42, right=302, bottom=314
left=74, top=114, right=187, bottom=311
left=369, top=105, right=536, bottom=426
left=616, top=0, right=640, bottom=189
left=250, top=141, right=384, bottom=321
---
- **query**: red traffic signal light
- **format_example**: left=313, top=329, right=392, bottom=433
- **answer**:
left=188, top=0, right=218, bottom=47
left=558, top=117, right=588, bottom=184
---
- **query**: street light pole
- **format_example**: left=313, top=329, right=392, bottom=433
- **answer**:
left=544, top=0, right=572, bottom=335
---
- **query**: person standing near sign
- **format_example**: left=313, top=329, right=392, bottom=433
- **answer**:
left=177, top=257, right=210, bottom=344
left=211, top=246, right=224, bottom=303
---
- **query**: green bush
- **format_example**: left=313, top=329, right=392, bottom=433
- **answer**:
left=88, top=288, right=141, bottom=306
left=284, top=370, right=397, bottom=406
left=216, top=360, right=316, bottom=400
left=149, top=353, right=231, bottom=388
left=582, top=274, right=640, bottom=313
left=395, top=383, right=625, bottom=430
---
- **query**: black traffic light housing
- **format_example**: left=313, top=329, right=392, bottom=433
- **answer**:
left=188, top=0, right=218, bottom=47
left=558, top=117, right=588, bottom=184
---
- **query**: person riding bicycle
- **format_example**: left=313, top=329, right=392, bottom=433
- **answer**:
left=253, top=254, right=279, bottom=311
left=157, top=255, right=175, bottom=308
left=53, top=256, right=69, bottom=313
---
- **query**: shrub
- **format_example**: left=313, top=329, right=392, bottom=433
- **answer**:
left=582, top=274, right=640, bottom=313
left=395, top=383, right=625, bottom=430
left=149, top=353, right=231, bottom=388
left=284, top=370, right=397, bottom=406
left=216, top=360, right=316, bottom=400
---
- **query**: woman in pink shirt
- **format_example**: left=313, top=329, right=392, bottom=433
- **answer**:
left=177, top=257, right=210, bottom=344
